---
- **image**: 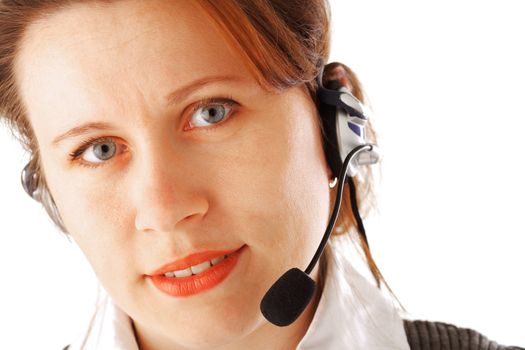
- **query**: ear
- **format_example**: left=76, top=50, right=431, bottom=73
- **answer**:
left=325, top=164, right=335, bottom=182
left=324, top=157, right=335, bottom=180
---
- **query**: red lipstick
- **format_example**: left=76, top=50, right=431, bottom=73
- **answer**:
left=149, top=245, right=246, bottom=297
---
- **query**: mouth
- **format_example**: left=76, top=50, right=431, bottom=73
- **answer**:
left=148, top=245, right=246, bottom=297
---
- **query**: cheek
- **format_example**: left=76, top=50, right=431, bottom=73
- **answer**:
left=205, top=103, right=331, bottom=271
left=49, top=171, right=133, bottom=278
left=54, top=179, right=122, bottom=237
left=58, top=189, right=139, bottom=301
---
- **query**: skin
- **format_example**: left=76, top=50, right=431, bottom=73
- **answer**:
left=15, top=1, right=334, bottom=349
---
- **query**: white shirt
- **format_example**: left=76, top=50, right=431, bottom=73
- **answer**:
left=68, top=236, right=411, bottom=350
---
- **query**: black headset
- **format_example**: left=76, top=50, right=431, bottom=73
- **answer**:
left=259, top=63, right=380, bottom=326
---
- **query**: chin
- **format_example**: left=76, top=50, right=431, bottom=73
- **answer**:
left=160, top=312, right=263, bottom=350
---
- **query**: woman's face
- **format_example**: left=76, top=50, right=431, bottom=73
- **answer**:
left=15, top=1, right=332, bottom=348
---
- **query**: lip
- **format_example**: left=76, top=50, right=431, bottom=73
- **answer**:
left=149, top=246, right=243, bottom=276
left=149, top=245, right=246, bottom=297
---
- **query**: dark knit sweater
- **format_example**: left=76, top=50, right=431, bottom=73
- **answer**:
left=403, top=320, right=524, bottom=350
left=63, top=320, right=523, bottom=349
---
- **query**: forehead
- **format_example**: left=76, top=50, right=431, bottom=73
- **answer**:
left=14, top=0, right=251, bottom=132
left=17, top=0, right=239, bottom=71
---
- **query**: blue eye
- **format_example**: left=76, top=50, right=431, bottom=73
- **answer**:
left=81, top=139, right=117, bottom=163
left=69, top=136, right=122, bottom=168
left=189, top=99, right=236, bottom=128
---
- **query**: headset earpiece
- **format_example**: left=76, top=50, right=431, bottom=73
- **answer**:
left=317, top=64, right=380, bottom=179
left=21, top=160, right=41, bottom=201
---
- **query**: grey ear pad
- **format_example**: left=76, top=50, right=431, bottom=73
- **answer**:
left=21, top=161, right=39, bottom=200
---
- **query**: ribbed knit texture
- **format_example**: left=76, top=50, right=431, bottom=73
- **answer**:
left=403, top=319, right=524, bottom=350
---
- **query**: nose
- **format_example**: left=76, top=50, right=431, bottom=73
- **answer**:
left=132, top=141, right=209, bottom=234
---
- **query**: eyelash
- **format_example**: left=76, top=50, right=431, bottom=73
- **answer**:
left=68, top=96, right=239, bottom=169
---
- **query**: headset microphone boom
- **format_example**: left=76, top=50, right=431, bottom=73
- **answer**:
left=260, top=63, right=380, bottom=327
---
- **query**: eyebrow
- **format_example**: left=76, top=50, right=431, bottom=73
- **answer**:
left=52, top=74, right=245, bottom=147
left=52, top=121, right=115, bottom=147
left=164, top=74, right=244, bottom=106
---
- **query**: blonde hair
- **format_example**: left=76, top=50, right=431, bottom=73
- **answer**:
left=0, top=0, right=401, bottom=307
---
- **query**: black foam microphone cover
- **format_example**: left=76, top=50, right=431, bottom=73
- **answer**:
left=260, top=267, right=316, bottom=327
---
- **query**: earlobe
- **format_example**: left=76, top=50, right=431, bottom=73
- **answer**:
left=323, top=160, right=336, bottom=187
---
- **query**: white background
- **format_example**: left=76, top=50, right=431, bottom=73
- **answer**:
left=0, top=0, right=524, bottom=349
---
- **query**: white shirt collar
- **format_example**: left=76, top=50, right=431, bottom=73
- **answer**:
left=69, top=237, right=410, bottom=350
left=297, top=236, right=410, bottom=350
